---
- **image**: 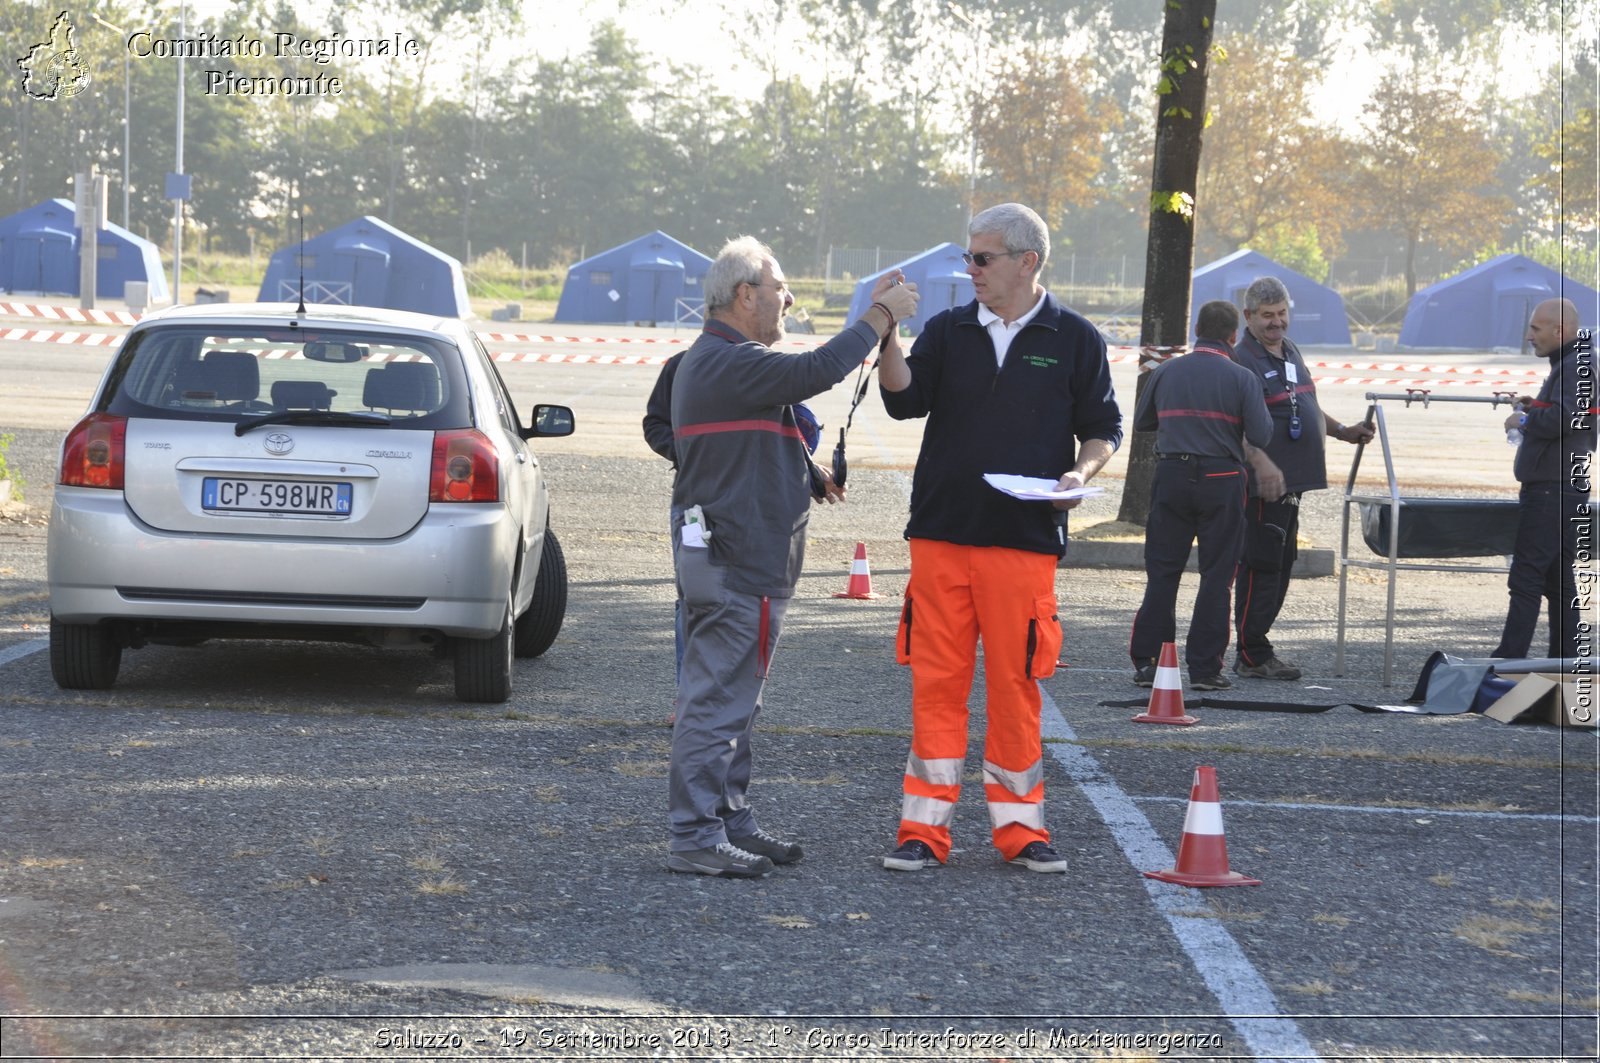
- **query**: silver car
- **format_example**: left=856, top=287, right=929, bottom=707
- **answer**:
left=47, top=303, right=573, bottom=703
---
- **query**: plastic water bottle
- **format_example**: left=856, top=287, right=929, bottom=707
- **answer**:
left=1506, top=403, right=1525, bottom=446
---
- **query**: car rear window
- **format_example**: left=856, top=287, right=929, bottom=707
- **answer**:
left=100, top=326, right=471, bottom=429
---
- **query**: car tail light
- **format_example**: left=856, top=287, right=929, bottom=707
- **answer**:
left=59, top=413, right=127, bottom=489
left=429, top=429, right=500, bottom=502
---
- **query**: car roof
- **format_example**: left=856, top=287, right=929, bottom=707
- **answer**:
left=133, top=302, right=474, bottom=341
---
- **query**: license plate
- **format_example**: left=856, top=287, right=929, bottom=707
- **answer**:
left=202, top=477, right=352, bottom=515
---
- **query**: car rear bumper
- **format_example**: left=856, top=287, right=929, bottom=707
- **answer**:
left=48, top=488, right=517, bottom=636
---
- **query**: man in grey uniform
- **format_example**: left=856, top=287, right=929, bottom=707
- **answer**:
left=667, top=236, right=918, bottom=878
left=1129, top=300, right=1282, bottom=689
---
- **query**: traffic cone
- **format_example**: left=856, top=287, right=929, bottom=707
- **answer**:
left=1144, top=766, right=1261, bottom=888
left=1133, top=642, right=1196, bottom=725
left=832, top=542, right=881, bottom=599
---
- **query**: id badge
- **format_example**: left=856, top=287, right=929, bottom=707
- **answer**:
left=1285, top=362, right=1299, bottom=384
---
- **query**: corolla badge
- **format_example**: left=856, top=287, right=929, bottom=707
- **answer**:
left=263, top=432, right=295, bottom=455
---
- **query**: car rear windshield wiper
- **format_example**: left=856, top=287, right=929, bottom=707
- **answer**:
left=234, top=410, right=394, bottom=436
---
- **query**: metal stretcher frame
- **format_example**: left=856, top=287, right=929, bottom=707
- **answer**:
left=1335, top=390, right=1519, bottom=686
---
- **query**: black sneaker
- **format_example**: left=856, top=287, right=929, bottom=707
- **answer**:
left=1234, top=655, right=1302, bottom=680
left=1008, top=840, right=1068, bottom=873
left=1191, top=673, right=1232, bottom=691
left=1133, top=661, right=1157, bottom=687
left=667, top=842, right=774, bottom=878
left=882, top=839, right=940, bottom=872
left=729, top=828, right=804, bottom=865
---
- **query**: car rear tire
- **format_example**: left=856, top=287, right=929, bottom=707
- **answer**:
left=50, top=617, right=122, bottom=690
left=514, top=529, right=567, bottom=659
left=454, top=601, right=513, bottom=703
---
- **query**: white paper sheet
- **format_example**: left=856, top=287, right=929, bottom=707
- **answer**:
left=982, top=473, right=1106, bottom=502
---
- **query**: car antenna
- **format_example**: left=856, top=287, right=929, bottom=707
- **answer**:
left=294, top=186, right=307, bottom=317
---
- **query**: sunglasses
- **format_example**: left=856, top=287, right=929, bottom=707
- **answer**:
left=962, top=249, right=1026, bottom=268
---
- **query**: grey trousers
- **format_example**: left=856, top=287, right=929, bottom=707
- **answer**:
left=668, top=543, right=789, bottom=850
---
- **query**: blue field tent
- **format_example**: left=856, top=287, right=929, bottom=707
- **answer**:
left=257, top=216, right=470, bottom=317
left=554, top=231, right=711, bottom=325
left=1398, top=254, right=1600, bottom=349
left=1191, top=249, right=1352, bottom=346
left=848, top=243, right=975, bottom=335
left=0, top=198, right=168, bottom=302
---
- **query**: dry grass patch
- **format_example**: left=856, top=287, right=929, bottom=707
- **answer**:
left=614, top=760, right=668, bottom=778
left=18, top=856, right=79, bottom=869
left=1454, top=913, right=1544, bottom=954
left=418, top=875, right=468, bottom=896
left=1505, top=988, right=1600, bottom=1010
left=1311, top=913, right=1351, bottom=928
left=533, top=785, right=563, bottom=804
left=1429, top=873, right=1456, bottom=887
left=407, top=854, right=447, bottom=873
left=1286, top=979, right=1336, bottom=996
left=764, top=914, right=815, bottom=930
left=1492, top=896, right=1560, bottom=919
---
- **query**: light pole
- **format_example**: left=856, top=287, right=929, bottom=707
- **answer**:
left=171, top=0, right=187, bottom=304
left=91, top=12, right=130, bottom=230
left=947, top=1, right=983, bottom=231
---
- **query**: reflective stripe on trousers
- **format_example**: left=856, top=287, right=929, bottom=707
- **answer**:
left=895, top=539, right=1058, bottom=862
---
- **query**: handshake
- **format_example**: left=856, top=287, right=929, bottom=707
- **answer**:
left=868, top=270, right=920, bottom=331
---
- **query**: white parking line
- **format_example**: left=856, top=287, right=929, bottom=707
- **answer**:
left=0, top=638, right=48, bottom=667
left=1137, top=794, right=1600, bottom=824
left=1040, top=688, right=1323, bottom=1062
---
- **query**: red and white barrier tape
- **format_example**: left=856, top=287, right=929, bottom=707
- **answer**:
left=1, top=327, right=124, bottom=347
left=0, top=301, right=142, bottom=325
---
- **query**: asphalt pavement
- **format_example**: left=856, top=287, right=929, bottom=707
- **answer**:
left=0, top=323, right=1596, bottom=1061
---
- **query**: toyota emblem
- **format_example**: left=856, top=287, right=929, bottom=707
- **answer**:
left=263, top=432, right=295, bottom=455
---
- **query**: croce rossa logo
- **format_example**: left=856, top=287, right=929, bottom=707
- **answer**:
left=18, top=10, right=91, bottom=100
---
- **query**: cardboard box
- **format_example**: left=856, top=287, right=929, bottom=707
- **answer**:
left=1484, top=672, right=1598, bottom=728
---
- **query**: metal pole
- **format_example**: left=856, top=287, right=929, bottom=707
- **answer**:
left=91, top=14, right=131, bottom=231
left=172, top=0, right=186, bottom=304
left=121, top=46, right=129, bottom=229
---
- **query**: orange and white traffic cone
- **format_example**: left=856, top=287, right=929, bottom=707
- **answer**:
left=832, top=542, right=881, bottom=599
left=1144, top=766, right=1261, bottom=887
left=1133, top=642, right=1196, bottom=725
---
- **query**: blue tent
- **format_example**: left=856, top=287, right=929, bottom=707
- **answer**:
left=0, top=198, right=168, bottom=302
left=1191, top=249, right=1352, bottom=346
left=1398, top=254, right=1599, bottom=349
left=554, top=231, right=710, bottom=325
left=258, top=216, right=470, bottom=317
left=848, top=243, right=975, bottom=335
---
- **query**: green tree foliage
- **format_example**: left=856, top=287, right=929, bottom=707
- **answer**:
left=973, top=48, right=1118, bottom=239
left=1193, top=37, right=1354, bottom=267
left=1355, top=73, right=1515, bottom=297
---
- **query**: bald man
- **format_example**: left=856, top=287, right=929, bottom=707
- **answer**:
left=1491, top=297, right=1596, bottom=660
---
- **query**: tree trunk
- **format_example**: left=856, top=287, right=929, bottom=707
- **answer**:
left=1116, top=0, right=1218, bottom=528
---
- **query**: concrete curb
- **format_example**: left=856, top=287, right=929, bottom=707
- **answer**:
left=1065, top=540, right=1336, bottom=578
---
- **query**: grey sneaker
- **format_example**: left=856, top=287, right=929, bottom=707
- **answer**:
left=667, top=842, right=774, bottom=878
left=883, top=839, right=940, bottom=872
left=1008, top=840, right=1068, bottom=873
left=729, top=828, right=803, bottom=865
left=1191, top=673, right=1232, bottom=691
left=1234, top=656, right=1302, bottom=680
left=1133, top=662, right=1157, bottom=687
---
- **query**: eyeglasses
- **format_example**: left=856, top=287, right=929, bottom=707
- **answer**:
left=746, top=279, right=790, bottom=294
left=961, top=249, right=1027, bottom=268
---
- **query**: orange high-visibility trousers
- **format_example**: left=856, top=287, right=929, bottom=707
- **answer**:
left=895, top=538, right=1062, bottom=862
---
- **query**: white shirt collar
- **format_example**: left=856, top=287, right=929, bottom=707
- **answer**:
left=977, top=289, right=1047, bottom=331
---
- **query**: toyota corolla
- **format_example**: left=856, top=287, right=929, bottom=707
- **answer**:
left=47, top=302, right=573, bottom=703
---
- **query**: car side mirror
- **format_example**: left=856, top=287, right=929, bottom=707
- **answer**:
left=525, top=404, right=575, bottom=438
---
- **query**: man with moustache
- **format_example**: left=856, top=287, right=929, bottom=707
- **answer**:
left=1230, top=276, right=1374, bottom=681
